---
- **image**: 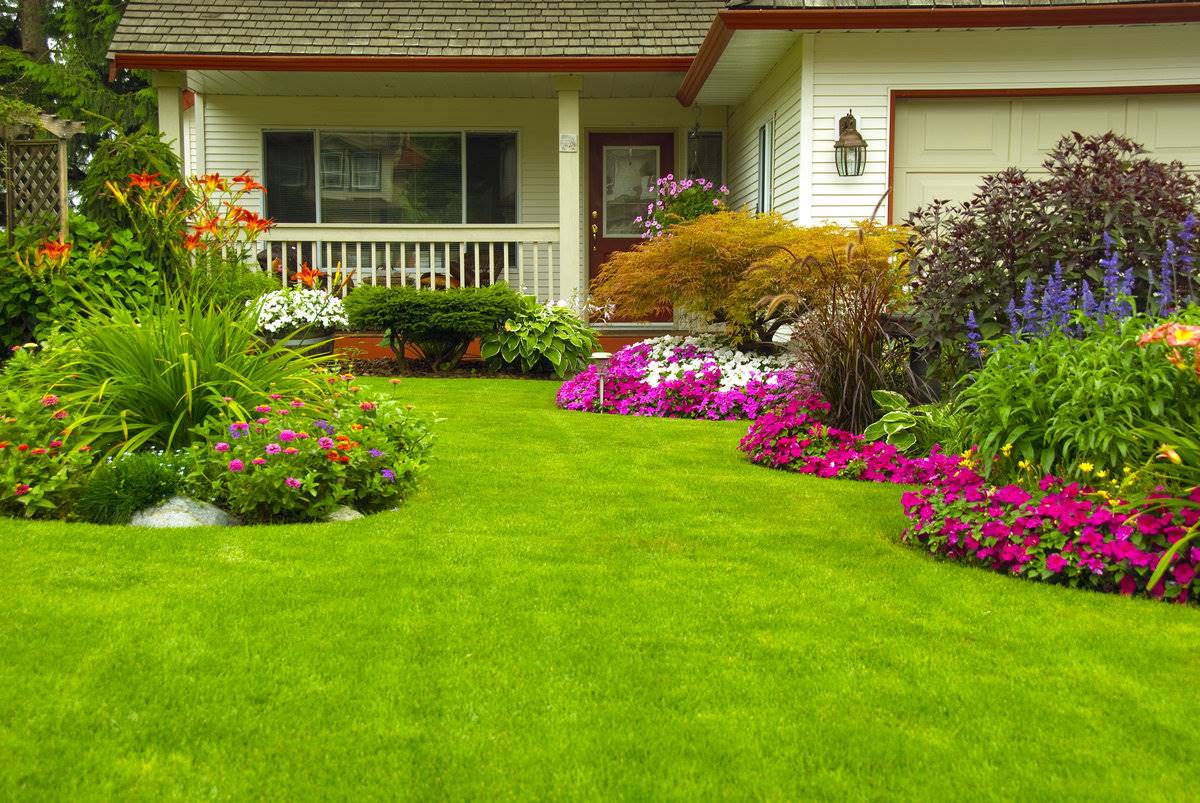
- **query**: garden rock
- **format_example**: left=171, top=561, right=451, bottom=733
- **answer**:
left=131, top=496, right=240, bottom=528
left=325, top=506, right=365, bottom=522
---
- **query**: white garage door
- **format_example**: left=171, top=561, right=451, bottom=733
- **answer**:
left=892, top=94, right=1200, bottom=220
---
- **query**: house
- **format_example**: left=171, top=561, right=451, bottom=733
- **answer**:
left=108, top=0, right=1200, bottom=335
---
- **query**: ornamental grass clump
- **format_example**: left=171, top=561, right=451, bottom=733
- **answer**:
left=556, top=335, right=813, bottom=420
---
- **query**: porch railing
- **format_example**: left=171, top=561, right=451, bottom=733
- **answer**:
left=257, top=224, right=561, bottom=303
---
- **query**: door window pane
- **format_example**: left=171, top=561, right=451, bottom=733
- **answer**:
left=687, top=131, right=724, bottom=186
left=603, top=145, right=658, bottom=238
left=466, top=133, right=518, bottom=224
left=263, top=131, right=316, bottom=223
left=320, top=132, right=462, bottom=224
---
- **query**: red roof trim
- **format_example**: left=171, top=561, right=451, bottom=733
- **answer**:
left=112, top=53, right=694, bottom=74
left=677, top=2, right=1200, bottom=105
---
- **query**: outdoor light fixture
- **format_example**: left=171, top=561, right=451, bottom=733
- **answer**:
left=590, top=351, right=612, bottom=408
left=834, top=110, right=868, bottom=178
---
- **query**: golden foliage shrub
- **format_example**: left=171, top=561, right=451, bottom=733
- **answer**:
left=591, top=210, right=908, bottom=341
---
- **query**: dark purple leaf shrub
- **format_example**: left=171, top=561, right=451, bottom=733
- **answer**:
left=906, top=132, right=1200, bottom=348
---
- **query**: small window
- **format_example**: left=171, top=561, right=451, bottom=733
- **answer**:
left=687, top=131, right=724, bottom=187
left=320, top=149, right=346, bottom=191
left=350, top=152, right=383, bottom=192
left=756, top=122, right=773, bottom=214
left=264, top=131, right=316, bottom=223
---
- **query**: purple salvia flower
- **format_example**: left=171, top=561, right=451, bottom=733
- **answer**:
left=1005, top=298, right=1020, bottom=337
left=965, top=310, right=982, bottom=361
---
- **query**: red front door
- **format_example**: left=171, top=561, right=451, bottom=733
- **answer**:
left=587, top=132, right=675, bottom=322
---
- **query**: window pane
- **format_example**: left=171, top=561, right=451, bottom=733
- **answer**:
left=687, top=131, right=724, bottom=186
left=466, top=133, right=518, bottom=224
left=264, top=132, right=316, bottom=223
left=320, top=132, right=462, bottom=224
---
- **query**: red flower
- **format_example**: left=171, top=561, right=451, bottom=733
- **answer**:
left=17, top=444, right=28, bottom=452
left=193, top=217, right=221, bottom=237
left=30, top=448, right=47, bottom=455
left=13, top=483, right=30, bottom=497
left=293, top=264, right=323, bottom=288
left=182, top=232, right=205, bottom=251
left=234, top=208, right=273, bottom=236
left=128, top=172, right=161, bottom=190
left=78, top=445, right=91, bottom=452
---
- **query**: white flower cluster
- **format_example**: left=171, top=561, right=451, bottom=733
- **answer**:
left=251, top=288, right=349, bottom=336
left=639, top=335, right=792, bottom=391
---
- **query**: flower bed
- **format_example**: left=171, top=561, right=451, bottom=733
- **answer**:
left=740, top=395, right=1199, bottom=603
left=556, top=336, right=812, bottom=420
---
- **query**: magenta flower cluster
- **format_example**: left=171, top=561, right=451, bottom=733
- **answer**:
left=902, top=474, right=1200, bottom=604
left=635, top=174, right=729, bottom=240
left=556, top=338, right=813, bottom=421
left=739, top=395, right=1200, bottom=603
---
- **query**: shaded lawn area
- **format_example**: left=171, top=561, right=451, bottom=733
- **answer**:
left=2, top=378, right=1198, bottom=800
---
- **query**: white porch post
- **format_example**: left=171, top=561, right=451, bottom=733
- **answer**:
left=151, top=71, right=186, bottom=162
left=554, top=75, right=584, bottom=301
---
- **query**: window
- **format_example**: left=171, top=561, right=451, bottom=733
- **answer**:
left=687, top=131, right=724, bottom=186
left=756, top=122, right=773, bottom=214
left=263, top=131, right=316, bottom=223
left=263, top=130, right=518, bottom=224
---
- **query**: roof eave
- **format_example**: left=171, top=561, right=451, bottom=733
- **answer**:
left=676, top=1, right=1200, bottom=106
left=111, top=53, right=695, bottom=75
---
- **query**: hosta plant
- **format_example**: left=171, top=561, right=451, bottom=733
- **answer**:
left=480, top=298, right=600, bottom=378
left=861, top=390, right=966, bottom=456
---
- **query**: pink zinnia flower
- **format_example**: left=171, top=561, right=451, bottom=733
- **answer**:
left=285, top=477, right=301, bottom=489
left=359, top=401, right=376, bottom=411
left=228, top=459, right=245, bottom=472
left=52, top=410, right=68, bottom=420
left=252, top=457, right=267, bottom=465
left=40, top=394, right=58, bottom=407
left=13, top=483, right=30, bottom=496
left=265, top=443, right=282, bottom=455
left=269, top=393, right=282, bottom=400
left=255, top=405, right=271, bottom=413
left=278, top=429, right=298, bottom=442
left=214, top=442, right=231, bottom=452
left=318, top=437, right=334, bottom=449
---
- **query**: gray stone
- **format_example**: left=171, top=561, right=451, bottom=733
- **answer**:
left=325, top=505, right=365, bottom=522
left=130, top=496, right=240, bottom=528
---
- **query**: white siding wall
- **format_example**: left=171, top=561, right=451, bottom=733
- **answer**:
left=723, top=23, right=1200, bottom=226
left=810, top=24, right=1200, bottom=223
left=198, top=95, right=560, bottom=223
left=726, top=36, right=806, bottom=218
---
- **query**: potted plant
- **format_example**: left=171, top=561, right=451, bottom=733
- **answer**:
left=250, top=287, right=348, bottom=354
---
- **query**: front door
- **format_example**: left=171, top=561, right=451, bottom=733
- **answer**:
left=588, top=132, right=675, bottom=322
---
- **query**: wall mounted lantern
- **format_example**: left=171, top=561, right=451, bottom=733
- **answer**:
left=834, top=110, right=868, bottom=177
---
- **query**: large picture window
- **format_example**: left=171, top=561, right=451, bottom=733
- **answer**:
left=263, top=130, right=518, bottom=225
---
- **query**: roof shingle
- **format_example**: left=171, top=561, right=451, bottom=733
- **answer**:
left=109, top=0, right=726, bottom=58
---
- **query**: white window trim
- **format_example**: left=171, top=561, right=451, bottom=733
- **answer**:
left=757, top=120, right=774, bottom=214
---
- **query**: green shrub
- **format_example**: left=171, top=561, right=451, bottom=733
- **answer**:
left=78, top=128, right=184, bottom=230
left=76, top=452, right=182, bottom=524
left=956, top=308, right=1200, bottom=478
left=480, top=299, right=600, bottom=378
left=28, top=291, right=334, bottom=453
left=344, top=284, right=524, bottom=370
left=862, top=390, right=966, bottom=456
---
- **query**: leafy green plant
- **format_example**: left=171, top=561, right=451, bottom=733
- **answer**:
left=76, top=452, right=182, bottom=524
left=956, top=309, right=1200, bottom=478
left=22, top=290, right=334, bottom=453
left=862, top=390, right=966, bottom=455
left=0, top=384, right=97, bottom=519
left=78, top=128, right=184, bottom=229
left=344, top=284, right=524, bottom=370
left=480, top=299, right=600, bottom=378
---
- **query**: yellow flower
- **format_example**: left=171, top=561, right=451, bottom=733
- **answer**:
left=1095, top=469, right=1108, bottom=479
left=1157, top=445, right=1183, bottom=466
left=1079, top=462, right=1094, bottom=474
left=1123, top=466, right=1133, bottom=474
left=1018, top=459, right=1032, bottom=471
left=1001, top=443, right=1013, bottom=457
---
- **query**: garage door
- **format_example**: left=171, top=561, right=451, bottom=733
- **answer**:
left=892, top=94, right=1200, bottom=220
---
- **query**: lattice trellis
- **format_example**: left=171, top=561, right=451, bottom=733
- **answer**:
left=4, top=140, right=62, bottom=237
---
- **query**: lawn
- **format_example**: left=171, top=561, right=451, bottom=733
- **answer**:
left=2, top=378, right=1197, bottom=801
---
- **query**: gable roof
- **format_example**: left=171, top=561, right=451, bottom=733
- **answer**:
left=109, top=0, right=725, bottom=60
left=727, top=0, right=1186, bottom=6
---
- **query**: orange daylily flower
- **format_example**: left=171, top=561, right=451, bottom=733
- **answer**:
left=193, top=217, right=221, bottom=237
left=1139, top=322, right=1200, bottom=379
left=197, top=173, right=229, bottom=193
left=182, top=232, right=205, bottom=251
left=233, top=172, right=266, bottom=192
left=128, top=172, right=161, bottom=190
left=235, top=208, right=274, bottom=235
left=293, top=264, right=323, bottom=288
left=37, top=240, right=72, bottom=261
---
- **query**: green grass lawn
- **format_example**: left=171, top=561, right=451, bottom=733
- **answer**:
left=2, top=378, right=1198, bottom=801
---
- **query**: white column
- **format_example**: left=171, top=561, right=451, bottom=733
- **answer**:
left=151, top=71, right=186, bottom=162
left=554, top=75, right=584, bottom=301
left=796, top=33, right=816, bottom=226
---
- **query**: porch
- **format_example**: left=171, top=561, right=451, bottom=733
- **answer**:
left=151, top=70, right=728, bottom=315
